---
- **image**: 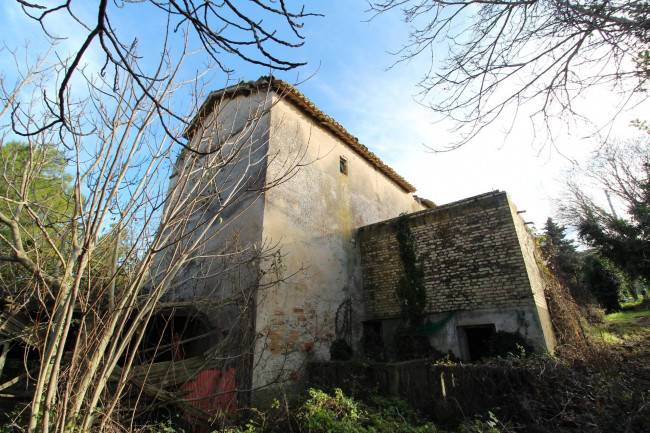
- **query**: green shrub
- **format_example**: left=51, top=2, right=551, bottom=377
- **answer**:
left=582, top=255, right=623, bottom=313
left=299, top=388, right=364, bottom=433
left=457, top=411, right=502, bottom=433
left=298, top=388, right=436, bottom=433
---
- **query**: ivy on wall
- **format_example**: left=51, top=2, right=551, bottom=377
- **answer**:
left=393, top=213, right=427, bottom=327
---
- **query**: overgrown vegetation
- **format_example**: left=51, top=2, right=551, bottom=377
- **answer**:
left=197, top=387, right=504, bottom=433
left=539, top=217, right=640, bottom=314
left=389, top=214, right=434, bottom=360
left=210, top=303, right=650, bottom=433
left=393, top=213, right=427, bottom=327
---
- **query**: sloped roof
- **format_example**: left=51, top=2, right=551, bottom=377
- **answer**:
left=185, top=76, right=417, bottom=193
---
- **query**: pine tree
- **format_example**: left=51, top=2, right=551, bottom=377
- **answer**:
left=541, top=218, right=582, bottom=294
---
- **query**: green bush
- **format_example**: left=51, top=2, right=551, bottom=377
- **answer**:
left=299, top=388, right=365, bottom=433
left=582, top=255, right=623, bottom=313
left=457, top=411, right=502, bottom=433
left=222, top=388, right=437, bottom=433
left=299, top=388, right=436, bottom=433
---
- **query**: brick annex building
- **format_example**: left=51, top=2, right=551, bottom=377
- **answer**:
left=159, top=77, right=556, bottom=404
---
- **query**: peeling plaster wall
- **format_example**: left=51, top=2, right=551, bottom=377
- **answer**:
left=251, top=95, right=424, bottom=394
left=153, top=92, right=274, bottom=387
left=358, top=191, right=555, bottom=359
left=158, top=92, right=272, bottom=300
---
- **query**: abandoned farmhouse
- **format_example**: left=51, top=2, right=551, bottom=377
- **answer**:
left=157, top=77, right=556, bottom=405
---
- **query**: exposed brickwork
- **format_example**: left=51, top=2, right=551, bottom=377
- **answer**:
left=261, top=305, right=334, bottom=358
left=359, top=192, right=537, bottom=320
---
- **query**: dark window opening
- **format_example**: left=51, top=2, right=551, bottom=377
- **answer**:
left=339, top=157, right=348, bottom=175
left=463, top=324, right=496, bottom=362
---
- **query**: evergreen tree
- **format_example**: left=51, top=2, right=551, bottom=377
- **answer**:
left=581, top=254, right=623, bottom=312
left=574, top=140, right=650, bottom=283
left=0, top=142, right=75, bottom=294
left=560, top=136, right=650, bottom=287
left=579, top=186, right=650, bottom=282
left=541, top=218, right=583, bottom=297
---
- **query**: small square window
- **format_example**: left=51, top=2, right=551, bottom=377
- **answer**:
left=339, top=157, right=348, bottom=175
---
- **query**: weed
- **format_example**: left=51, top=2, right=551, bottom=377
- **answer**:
left=457, top=411, right=504, bottom=433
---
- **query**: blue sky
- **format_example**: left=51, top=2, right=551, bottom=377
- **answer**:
left=1, top=0, right=645, bottom=231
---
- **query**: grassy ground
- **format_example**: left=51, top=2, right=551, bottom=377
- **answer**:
left=589, top=300, right=650, bottom=365
left=599, top=301, right=650, bottom=341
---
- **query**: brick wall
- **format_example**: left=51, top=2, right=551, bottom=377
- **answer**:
left=359, top=191, right=537, bottom=321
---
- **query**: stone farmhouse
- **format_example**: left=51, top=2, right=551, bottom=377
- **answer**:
left=159, top=77, right=556, bottom=404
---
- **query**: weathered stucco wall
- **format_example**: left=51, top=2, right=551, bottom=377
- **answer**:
left=251, top=94, right=424, bottom=392
left=358, top=191, right=554, bottom=358
left=156, top=92, right=272, bottom=305
left=508, top=198, right=557, bottom=352
left=151, top=92, right=276, bottom=397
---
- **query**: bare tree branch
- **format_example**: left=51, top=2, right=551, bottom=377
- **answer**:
left=13, top=0, right=319, bottom=150
left=369, top=0, right=650, bottom=148
left=1, top=37, right=312, bottom=432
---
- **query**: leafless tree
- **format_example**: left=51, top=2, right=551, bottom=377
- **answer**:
left=369, top=0, right=650, bottom=148
left=1, top=2, right=318, bottom=431
left=13, top=0, right=317, bottom=147
left=557, top=128, right=650, bottom=280
left=0, top=31, right=310, bottom=433
left=560, top=131, right=650, bottom=222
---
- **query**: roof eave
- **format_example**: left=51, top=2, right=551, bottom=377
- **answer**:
left=184, top=76, right=417, bottom=194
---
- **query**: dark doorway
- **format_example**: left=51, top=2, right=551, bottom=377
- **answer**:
left=144, top=313, right=213, bottom=362
left=463, top=324, right=496, bottom=361
left=362, top=320, right=384, bottom=361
